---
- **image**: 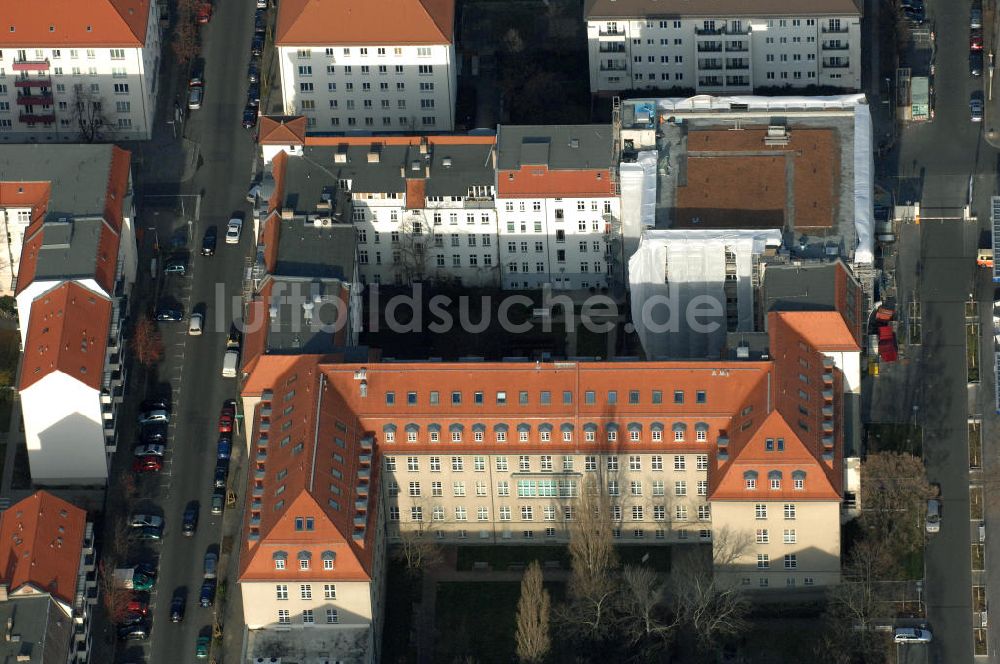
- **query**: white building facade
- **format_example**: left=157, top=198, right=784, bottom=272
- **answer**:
left=0, top=1, right=160, bottom=142
left=275, top=0, right=457, bottom=133
left=585, top=0, right=862, bottom=95
left=496, top=125, right=622, bottom=291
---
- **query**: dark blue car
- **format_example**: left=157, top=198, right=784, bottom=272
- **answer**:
left=217, top=437, right=232, bottom=460
left=199, top=579, right=216, bottom=608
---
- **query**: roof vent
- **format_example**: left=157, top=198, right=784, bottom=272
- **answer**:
left=569, top=138, right=580, bottom=149
left=764, top=125, right=790, bottom=146
left=736, top=344, right=749, bottom=359
left=268, top=306, right=278, bottom=320
left=410, top=160, right=421, bottom=172
left=442, top=157, right=452, bottom=168
left=367, top=145, right=381, bottom=163
left=302, top=301, right=314, bottom=321
left=419, top=136, right=429, bottom=154
left=334, top=145, right=348, bottom=163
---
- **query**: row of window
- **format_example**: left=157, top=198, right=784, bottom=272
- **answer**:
left=0, top=48, right=128, bottom=61
left=392, top=526, right=713, bottom=541
left=755, top=528, right=799, bottom=544
left=502, top=200, right=614, bottom=213
left=742, top=576, right=815, bottom=588
left=506, top=239, right=605, bottom=253
left=503, top=219, right=608, bottom=234
left=0, top=82, right=130, bottom=95
left=754, top=504, right=798, bottom=519
left=315, top=96, right=435, bottom=110
left=319, top=115, right=436, bottom=128
left=274, top=583, right=336, bottom=600
left=297, top=66, right=433, bottom=90
left=277, top=608, right=339, bottom=624
left=294, top=46, right=435, bottom=58
left=0, top=99, right=131, bottom=113
left=390, top=477, right=708, bottom=499
left=385, top=454, right=711, bottom=473
left=756, top=554, right=799, bottom=569
left=383, top=424, right=709, bottom=445
left=598, top=18, right=832, bottom=31
left=271, top=550, right=336, bottom=571
left=744, top=469, right=808, bottom=491
left=359, top=251, right=493, bottom=268
left=384, top=388, right=707, bottom=407
left=0, top=117, right=133, bottom=130
left=298, top=64, right=440, bottom=80
left=389, top=503, right=711, bottom=522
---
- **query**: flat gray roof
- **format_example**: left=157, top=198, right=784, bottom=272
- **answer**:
left=275, top=217, right=356, bottom=280
left=0, top=144, right=116, bottom=219
left=762, top=260, right=841, bottom=313
left=497, top=125, right=613, bottom=171
left=0, top=595, right=72, bottom=664
left=263, top=275, right=349, bottom=354
left=585, top=0, right=861, bottom=19
left=296, top=143, right=494, bottom=197
left=33, top=216, right=106, bottom=284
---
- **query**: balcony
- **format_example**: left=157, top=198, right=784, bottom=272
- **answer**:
left=725, top=61, right=749, bottom=70
left=600, top=62, right=627, bottom=72
left=14, top=77, right=51, bottom=88
left=698, top=77, right=724, bottom=88
left=464, top=197, right=494, bottom=209
left=13, top=59, right=49, bottom=71
left=725, top=76, right=750, bottom=87
left=725, top=43, right=749, bottom=52
left=598, top=43, right=625, bottom=53
left=698, top=62, right=723, bottom=71
left=598, top=28, right=625, bottom=37
left=821, top=26, right=849, bottom=33
left=697, top=43, right=723, bottom=53
left=695, top=27, right=723, bottom=36
left=16, top=93, right=53, bottom=106
left=18, top=113, right=55, bottom=124
left=822, top=41, right=850, bottom=50
left=823, top=59, right=851, bottom=69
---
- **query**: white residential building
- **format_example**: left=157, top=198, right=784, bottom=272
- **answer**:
left=585, top=0, right=862, bottom=95
left=0, top=0, right=161, bottom=142
left=275, top=0, right=457, bottom=133
left=496, top=125, right=622, bottom=291
left=13, top=145, right=136, bottom=485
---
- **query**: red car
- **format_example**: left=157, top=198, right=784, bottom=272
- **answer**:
left=196, top=3, right=212, bottom=24
left=127, top=598, right=149, bottom=615
left=971, top=29, right=984, bottom=51
left=218, top=401, right=235, bottom=434
left=132, top=455, right=162, bottom=473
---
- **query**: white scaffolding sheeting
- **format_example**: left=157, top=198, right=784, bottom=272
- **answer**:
left=629, top=229, right=781, bottom=359
left=619, top=151, right=658, bottom=268
left=852, top=103, right=875, bottom=265
left=654, top=93, right=868, bottom=112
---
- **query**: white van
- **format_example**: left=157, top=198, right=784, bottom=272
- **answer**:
left=221, top=349, right=239, bottom=378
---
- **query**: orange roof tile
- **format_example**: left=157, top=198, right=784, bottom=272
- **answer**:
left=304, top=135, right=495, bottom=148
left=405, top=178, right=426, bottom=210
left=0, top=0, right=151, bottom=47
left=0, top=491, right=86, bottom=606
left=276, top=0, right=454, bottom=46
left=259, top=116, right=308, bottom=145
left=770, top=311, right=860, bottom=352
left=497, top=167, right=615, bottom=198
left=19, top=282, right=111, bottom=391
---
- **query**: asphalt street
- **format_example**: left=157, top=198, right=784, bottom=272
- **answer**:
left=95, top=1, right=261, bottom=663
left=883, top=0, right=998, bottom=661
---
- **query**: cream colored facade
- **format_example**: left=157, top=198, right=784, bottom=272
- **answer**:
left=712, top=501, right=841, bottom=589
left=242, top=579, right=374, bottom=628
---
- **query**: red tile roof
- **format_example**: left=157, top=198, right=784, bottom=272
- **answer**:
left=259, top=116, right=308, bottom=145
left=497, top=166, right=616, bottom=198
left=405, top=178, right=426, bottom=210
left=770, top=311, right=860, bottom=352
left=276, top=0, right=454, bottom=46
left=0, top=491, right=86, bottom=607
left=0, top=0, right=151, bottom=47
left=19, top=282, right=111, bottom=391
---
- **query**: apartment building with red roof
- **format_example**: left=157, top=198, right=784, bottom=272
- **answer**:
left=0, top=0, right=161, bottom=141
left=0, top=491, right=98, bottom=663
left=10, top=145, right=137, bottom=484
left=275, top=0, right=457, bottom=134
left=237, top=309, right=851, bottom=659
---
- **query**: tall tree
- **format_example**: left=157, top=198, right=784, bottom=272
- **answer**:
left=515, top=561, right=551, bottom=664
left=618, top=564, right=677, bottom=652
left=561, top=475, right=618, bottom=638
left=131, top=316, right=164, bottom=368
left=70, top=87, right=111, bottom=142
left=172, top=0, right=201, bottom=65
left=860, top=451, right=932, bottom=564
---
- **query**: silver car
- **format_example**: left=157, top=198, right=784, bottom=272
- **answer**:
left=971, top=97, right=984, bottom=122
left=925, top=498, right=941, bottom=533
left=130, top=514, right=164, bottom=529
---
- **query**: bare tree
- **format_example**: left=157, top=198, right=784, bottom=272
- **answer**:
left=560, top=475, right=619, bottom=638
left=395, top=215, right=435, bottom=284
left=131, top=315, right=164, bottom=368
left=69, top=87, right=112, bottom=142
left=820, top=538, right=893, bottom=663
left=392, top=505, right=442, bottom=574
left=99, top=561, right=131, bottom=624
left=617, top=564, right=677, bottom=650
left=172, top=0, right=201, bottom=65
left=515, top=561, right=551, bottom=664
left=503, top=28, right=525, bottom=54
left=860, top=451, right=932, bottom=564
left=668, top=528, right=753, bottom=647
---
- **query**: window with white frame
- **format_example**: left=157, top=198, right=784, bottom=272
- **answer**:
left=675, top=481, right=687, bottom=496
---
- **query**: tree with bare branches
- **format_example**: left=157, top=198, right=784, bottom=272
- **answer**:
left=662, top=527, right=753, bottom=650
left=172, top=0, right=201, bottom=65
left=99, top=560, right=131, bottom=624
left=131, top=315, right=164, bottom=368
left=860, top=451, right=932, bottom=564
left=617, top=564, right=676, bottom=651
left=560, top=475, right=619, bottom=639
left=392, top=507, right=442, bottom=575
left=69, top=87, right=112, bottom=142
left=515, top=561, right=551, bottom=664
